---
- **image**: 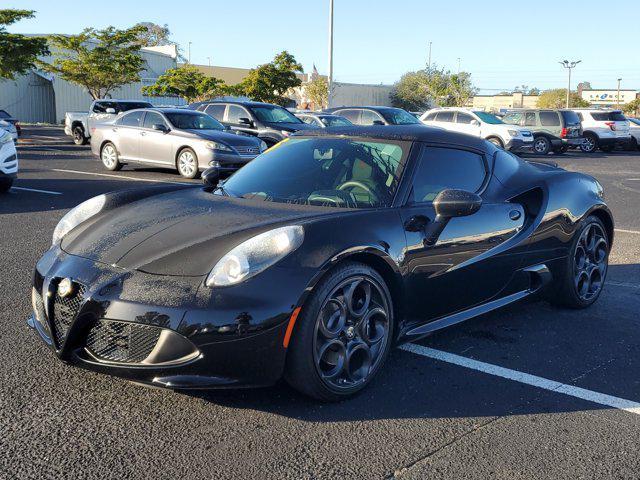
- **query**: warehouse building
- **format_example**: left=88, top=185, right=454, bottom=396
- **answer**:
left=0, top=40, right=184, bottom=124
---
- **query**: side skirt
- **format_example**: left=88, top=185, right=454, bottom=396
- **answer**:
left=400, top=263, right=552, bottom=342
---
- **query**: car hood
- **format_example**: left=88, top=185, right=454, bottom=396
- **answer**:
left=265, top=122, right=316, bottom=132
left=182, top=129, right=261, bottom=146
left=61, top=188, right=335, bottom=276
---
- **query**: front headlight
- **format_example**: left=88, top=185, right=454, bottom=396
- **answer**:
left=52, top=194, right=106, bottom=245
left=259, top=140, right=268, bottom=152
left=204, top=141, right=233, bottom=152
left=508, top=130, right=519, bottom=137
left=280, top=130, right=291, bottom=137
left=0, top=130, right=11, bottom=144
left=206, top=225, right=304, bottom=287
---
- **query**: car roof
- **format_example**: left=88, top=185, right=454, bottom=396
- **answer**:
left=326, top=106, right=402, bottom=112
left=205, top=100, right=282, bottom=108
left=291, top=124, right=494, bottom=151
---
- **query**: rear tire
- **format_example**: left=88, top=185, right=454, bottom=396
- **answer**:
left=176, top=148, right=200, bottom=179
left=533, top=136, right=551, bottom=155
left=72, top=126, right=88, bottom=145
left=285, top=262, right=394, bottom=401
left=580, top=133, right=598, bottom=153
left=550, top=215, right=609, bottom=309
left=553, top=145, right=568, bottom=155
left=100, top=142, right=122, bottom=171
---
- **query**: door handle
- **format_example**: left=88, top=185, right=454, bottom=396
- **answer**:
left=140, top=131, right=146, bottom=136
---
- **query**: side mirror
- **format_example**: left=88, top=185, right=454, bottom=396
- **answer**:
left=238, top=117, right=253, bottom=126
left=372, top=120, right=385, bottom=126
left=152, top=123, right=169, bottom=133
left=202, top=167, right=220, bottom=190
left=105, top=108, right=116, bottom=114
left=471, top=119, right=480, bottom=126
left=433, top=189, right=482, bottom=220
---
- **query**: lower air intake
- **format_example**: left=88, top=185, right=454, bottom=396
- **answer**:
left=85, top=320, right=162, bottom=364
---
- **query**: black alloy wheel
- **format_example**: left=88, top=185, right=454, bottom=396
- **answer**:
left=533, top=136, right=551, bottom=155
left=580, top=133, right=598, bottom=153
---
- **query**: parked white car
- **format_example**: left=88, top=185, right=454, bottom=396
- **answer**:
left=627, top=118, right=640, bottom=150
left=65, top=99, right=152, bottom=145
left=420, top=108, right=534, bottom=152
left=0, top=128, right=18, bottom=193
left=572, top=109, right=631, bottom=153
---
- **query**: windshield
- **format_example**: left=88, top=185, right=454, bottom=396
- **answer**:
left=117, top=102, right=152, bottom=112
left=0, top=110, right=10, bottom=119
left=380, top=108, right=421, bottom=125
left=165, top=112, right=224, bottom=130
left=629, top=118, right=640, bottom=126
left=473, top=111, right=504, bottom=124
left=222, top=137, right=409, bottom=208
left=321, top=116, right=352, bottom=127
left=251, top=105, right=302, bottom=124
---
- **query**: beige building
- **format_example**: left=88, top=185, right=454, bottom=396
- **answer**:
left=471, top=92, right=539, bottom=112
left=580, top=89, right=639, bottom=107
left=187, top=63, right=314, bottom=86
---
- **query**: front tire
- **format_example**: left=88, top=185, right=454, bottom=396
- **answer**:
left=0, top=178, right=13, bottom=193
left=580, top=133, right=598, bottom=153
left=551, top=215, right=609, bottom=309
left=100, top=142, right=122, bottom=171
left=487, top=137, right=504, bottom=149
left=533, top=136, right=551, bottom=155
left=176, top=148, right=200, bottom=179
left=285, top=262, right=394, bottom=401
left=72, top=126, right=88, bottom=145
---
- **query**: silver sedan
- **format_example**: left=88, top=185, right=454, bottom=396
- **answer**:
left=90, top=108, right=267, bottom=178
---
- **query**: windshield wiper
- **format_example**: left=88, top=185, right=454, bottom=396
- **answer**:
left=212, top=183, right=234, bottom=197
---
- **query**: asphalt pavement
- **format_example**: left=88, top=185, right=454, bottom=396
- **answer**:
left=1, top=126, right=639, bottom=479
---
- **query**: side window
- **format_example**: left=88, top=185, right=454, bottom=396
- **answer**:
left=205, top=104, right=226, bottom=120
left=118, top=111, right=144, bottom=127
left=300, top=116, right=315, bottom=125
left=142, top=111, right=166, bottom=129
left=434, top=111, right=454, bottom=122
left=539, top=111, right=560, bottom=126
left=423, top=112, right=437, bottom=121
left=576, top=112, right=584, bottom=121
left=336, top=109, right=360, bottom=123
left=525, top=112, right=537, bottom=126
left=410, top=147, right=486, bottom=203
left=456, top=112, right=474, bottom=124
left=93, top=102, right=116, bottom=113
left=359, top=110, right=384, bottom=125
left=226, top=105, right=251, bottom=124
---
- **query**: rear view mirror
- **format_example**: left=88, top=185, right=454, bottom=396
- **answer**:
left=105, top=108, right=116, bottom=114
left=238, top=117, right=252, bottom=126
left=433, top=189, right=482, bottom=220
left=202, top=167, right=220, bottom=190
left=152, top=123, right=169, bottom=133
left=471, top=119, right=480, bottom=126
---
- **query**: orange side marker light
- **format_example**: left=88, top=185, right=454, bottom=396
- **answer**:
left=283, top=307, right=302, bottom=348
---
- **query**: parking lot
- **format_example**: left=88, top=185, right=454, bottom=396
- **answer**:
left=1, top=126, right=640, bottom=479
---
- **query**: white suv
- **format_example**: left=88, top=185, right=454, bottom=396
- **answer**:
left=421, top=108, right=534, bottom=152
left=0, top=128, right=18, bottom=193
left=628, top=118, right=640, bottom=150
left=572, top=109, right=631, bottom=153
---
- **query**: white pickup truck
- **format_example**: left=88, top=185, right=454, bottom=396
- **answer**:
left=65, top=100, right=152, bottom=145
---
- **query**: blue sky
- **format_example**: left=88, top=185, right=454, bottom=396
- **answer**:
left=8, top=0, right=640, bottom=93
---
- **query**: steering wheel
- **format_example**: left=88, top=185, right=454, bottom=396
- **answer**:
left=338, top=180, right=379, bottom=203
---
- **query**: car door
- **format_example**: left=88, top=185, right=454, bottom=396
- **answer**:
left=432, top=110, right=455, bottom=132
left=114, top=111, right=145, bottom=160
left=204, top=104, right=226, bottom=124
left=539, top=111, right=561, bottom=137
left=399, top=144, right=525, bottom=321
left=225, top=104, right=256, bottom=135
left=334, top=109, right=361, bottom=125
left=139, top=111, right=173, bottom=164
left=359, top=109, right=386, bottom=125
left=454, top=111, right=481, bottom=137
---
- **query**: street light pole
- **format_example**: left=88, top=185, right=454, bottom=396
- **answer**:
left=427, top=41, right=432, bottom=70
left=327, top=0, right=334, bottom=108
left=457, top=57, right=461, bottom=74
left=559, top=59, right=581, bottom=108
left=617, top=78, right=622, bottom=108
left=188, top=42, right=192, bottom=64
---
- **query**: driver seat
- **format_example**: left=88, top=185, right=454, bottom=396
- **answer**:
left=348, top=159, right=377, bottom=203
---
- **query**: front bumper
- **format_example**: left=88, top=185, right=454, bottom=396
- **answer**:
left=28, top=246, right=297, bottom=389
left=1, top=141, right=18, bottom=176
left=599, top=135, right=632, bottom=147
left=506, top=138, right=534, bottom=152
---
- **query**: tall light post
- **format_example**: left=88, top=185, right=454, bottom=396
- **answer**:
left=188, top=41, right=192, bottom=64
left=427, top=41, right=432, bottom=70
left=207, top=56, right=211, bottom=67
left=559, top=59, right=581, bottom=108
left=457, top=57, right=461, bottom=74
left=327, top=0, right=334, bottom=108
left=617, top=78, right=622, bottom=108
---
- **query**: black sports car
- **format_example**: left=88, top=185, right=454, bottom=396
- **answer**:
left=29, top=125, right=613, bottom=401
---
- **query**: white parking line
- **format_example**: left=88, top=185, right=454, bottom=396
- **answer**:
left=615, top=228, right=640, bottom=235
left=401, top=344, right=640, bottom=416
left=11, top=186, right=63, bottom=195
left=51, top=169, right=195, bottom=186
left=608, top=281, right=640, bottom=290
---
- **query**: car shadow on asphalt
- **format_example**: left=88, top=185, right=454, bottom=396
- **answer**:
left=184, top=263, right=640, bottom=421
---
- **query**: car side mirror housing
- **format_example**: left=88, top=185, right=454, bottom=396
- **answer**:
left=152, top=123, right=169, bottom=133
left=372, top=120, right=385, bottom=126
left=238, top=117, right=253, bottom=126
left=202, top=167, right=220, bottom=190
left=433, top=189, right=482, bottom=220
left=471, top=119, right=480, bottom=126
left=105, top=108, right=116, bottom=114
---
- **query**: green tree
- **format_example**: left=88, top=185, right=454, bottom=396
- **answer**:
left=623, top=98, right=640, bottom=116
left=537, top=88, right=589, bottom=108
left=241, top=51, right=303, bottom=106
left=142, top=64, right=231, bottom=103
left=305, top=76, right=328, bottom=109
left=40, top=26, right=147, bottom=100
left=391, top=66, right=476, bottom=110
left=134, top=22, right=171, bottom=47
left=0, top=9, right=49, bottom=79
